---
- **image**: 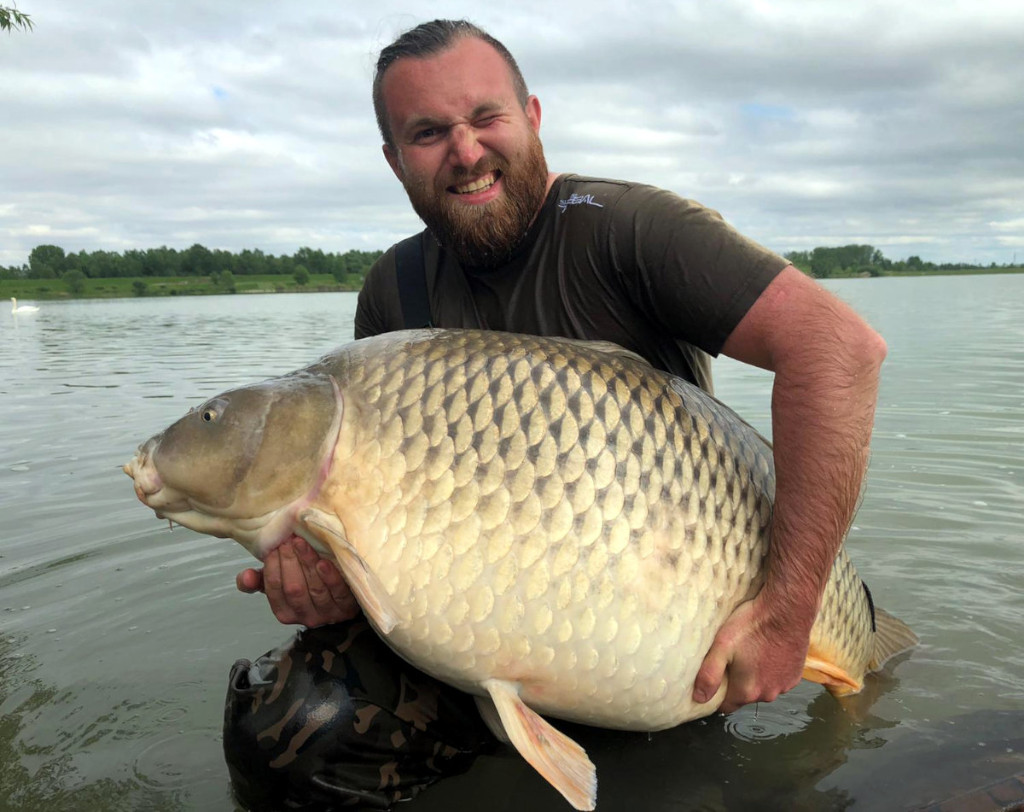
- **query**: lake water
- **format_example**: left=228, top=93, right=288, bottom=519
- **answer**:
left=2, top=276, right=1022, bottom=811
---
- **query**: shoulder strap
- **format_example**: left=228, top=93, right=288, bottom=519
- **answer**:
left=394, top=232, right=433, bottom=329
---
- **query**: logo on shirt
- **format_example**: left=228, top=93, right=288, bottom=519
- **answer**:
left=558, top=193, right=604, bottom=213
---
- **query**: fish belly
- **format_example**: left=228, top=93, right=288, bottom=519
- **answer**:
left=326, top=330, right=779, bottom=729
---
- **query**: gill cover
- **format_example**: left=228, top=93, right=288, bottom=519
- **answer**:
left=149, top=372, right=341, bottom=517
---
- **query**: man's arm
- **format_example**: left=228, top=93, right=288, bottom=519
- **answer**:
left=693, top=265, right=886, bottom=712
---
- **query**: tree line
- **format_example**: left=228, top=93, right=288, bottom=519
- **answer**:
left=782, top=244, right=1015, bottom=278
left=1, top=244, right=384, bottom=290
left=3, top=242, right=1017, bottom=293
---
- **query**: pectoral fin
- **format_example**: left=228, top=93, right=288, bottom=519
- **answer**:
left=299, top=508, right=399, bottom=635
left=482, top=678, right=596, bottom=811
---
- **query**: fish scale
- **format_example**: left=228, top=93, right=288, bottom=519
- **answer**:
left=125, top=328, right=917, bottom=810
left=330, top=331, right=773, bottom=722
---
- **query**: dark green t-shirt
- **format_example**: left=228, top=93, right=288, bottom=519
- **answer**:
left=355, top=174, right=789, bottom=393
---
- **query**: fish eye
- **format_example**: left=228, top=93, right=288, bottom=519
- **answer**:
left=198, top=397, right=227, bottom=424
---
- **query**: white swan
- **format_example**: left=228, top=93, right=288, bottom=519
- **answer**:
left=11, top=298, right=40, bottom=314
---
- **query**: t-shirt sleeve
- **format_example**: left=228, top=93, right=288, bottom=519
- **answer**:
left=606, top=186, right=789, bottom=356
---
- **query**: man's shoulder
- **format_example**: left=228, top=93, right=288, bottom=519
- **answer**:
left=553, top=174, right=698, bottom=217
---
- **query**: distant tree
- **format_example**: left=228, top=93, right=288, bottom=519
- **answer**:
left=83, top=249, right=122, bottom=278
left=63, top=268, right=86, bottom=295
left=143, top=246, right=182, bottom=277
left=295, top=246, right=327, bottom=275
left=293, top=265, right=310, bottom=286
left=212, top=269, right=236, bottom=293
left=29, top=244, right=65, bottom=278
left=784, top=250, right=812, bottom=275
left=212, top=249, right=236, bottom=275
left=132, top=280, right=148, bottom=297
left=1, top=5, right=33, bottom=32
left=120, top=250, right=144, bottom=278
left=236, top=248, right=267, bottom=275
left=810, top=247, right=841, bottom=278
left=181, top=243, right=215, bottom=276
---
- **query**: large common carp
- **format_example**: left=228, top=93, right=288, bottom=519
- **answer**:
left=125, top=329, right=916, bottom=810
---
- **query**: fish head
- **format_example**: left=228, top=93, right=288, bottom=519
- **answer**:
left=125, top=371, right=344, bottom=559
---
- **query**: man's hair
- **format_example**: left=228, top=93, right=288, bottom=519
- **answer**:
left=373, top=19, right=529, bottom=148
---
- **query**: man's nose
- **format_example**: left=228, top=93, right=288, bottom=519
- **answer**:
left=448, top=124, right=485, bottom=168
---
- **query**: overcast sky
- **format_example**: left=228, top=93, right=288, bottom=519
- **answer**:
left=2, top=0, right=1022, bottom=269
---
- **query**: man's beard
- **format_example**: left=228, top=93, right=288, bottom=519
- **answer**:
left=401, top=130, right=548, bottom=269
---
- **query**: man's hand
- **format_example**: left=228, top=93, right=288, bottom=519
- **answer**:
left=691, top=594, right=808, bottom=714
left=236, top=535, right=360, bottom=627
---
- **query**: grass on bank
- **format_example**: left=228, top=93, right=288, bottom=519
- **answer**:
left=0, top=274, right=361, bottom=301
left=3, top=266, right=1023, bottom=303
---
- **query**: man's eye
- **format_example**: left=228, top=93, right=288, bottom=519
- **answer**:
left=414, top=128, right=440, bottom=142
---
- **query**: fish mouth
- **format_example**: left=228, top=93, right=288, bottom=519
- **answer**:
left=125, top=446, right=293, bottom=558
left=449, top=170, right=501, bottom=195
left=124, top=448, right=195, bottom=519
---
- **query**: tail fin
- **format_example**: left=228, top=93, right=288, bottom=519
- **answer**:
left=868, top=608, right=919, bottom=671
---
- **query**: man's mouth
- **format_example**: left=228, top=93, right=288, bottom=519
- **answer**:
left=450, top=170, right=501, bottom=195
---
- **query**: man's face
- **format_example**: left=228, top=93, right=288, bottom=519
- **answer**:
left=380, top=36, right=549, bottom=268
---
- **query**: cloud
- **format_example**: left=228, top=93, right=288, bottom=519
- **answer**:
left=1, top=0, right=1022, bottom=267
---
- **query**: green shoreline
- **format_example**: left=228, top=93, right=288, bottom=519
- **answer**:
left=3, top=267, right=1023, bottom=303
left=1, top=273, right=359, bottom=301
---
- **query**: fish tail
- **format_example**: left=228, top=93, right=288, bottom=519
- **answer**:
left=868, top=607, right=919, bottom=671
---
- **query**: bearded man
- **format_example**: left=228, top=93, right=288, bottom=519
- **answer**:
left=226, top=19, right=887, bottom=810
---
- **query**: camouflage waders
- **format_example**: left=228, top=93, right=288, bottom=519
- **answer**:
left=224, top=619, right=494, bottom=810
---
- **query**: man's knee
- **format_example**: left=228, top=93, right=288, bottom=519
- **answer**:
left=223, top=620, right=493, bottom=809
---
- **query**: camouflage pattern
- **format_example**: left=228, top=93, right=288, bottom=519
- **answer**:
left=223, top=619, right=494, bottom=810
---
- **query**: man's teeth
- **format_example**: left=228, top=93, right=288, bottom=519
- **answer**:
left=454, top=174, right=497, bottom=194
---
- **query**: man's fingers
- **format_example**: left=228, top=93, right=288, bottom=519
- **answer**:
left=237, top=536, right=359, bottom=627
left=235, top=568, right=265, bottom=594
left=693, top=641, right=729, bottom=705
left=261, top=547, right=303, bottom=625
left=294, top=539, right=359, bottom=620
left=294, top=538, right=334, bottom=609
left=316, top=558, right=359, bottom=617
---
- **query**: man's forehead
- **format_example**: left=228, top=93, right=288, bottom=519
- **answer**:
left=381, top=37, right=518, bottom=120
left=385, top=35, right=511, bottom=78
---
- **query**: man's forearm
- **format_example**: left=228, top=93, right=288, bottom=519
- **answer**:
left=700, top=265, right=887, bottom=709
left=759, top=325, right=886, bottom=633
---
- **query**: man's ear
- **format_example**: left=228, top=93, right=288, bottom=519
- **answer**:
left=383, top=144, right=403, bottom=181
left=526, top=95, right=542, bottom=134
